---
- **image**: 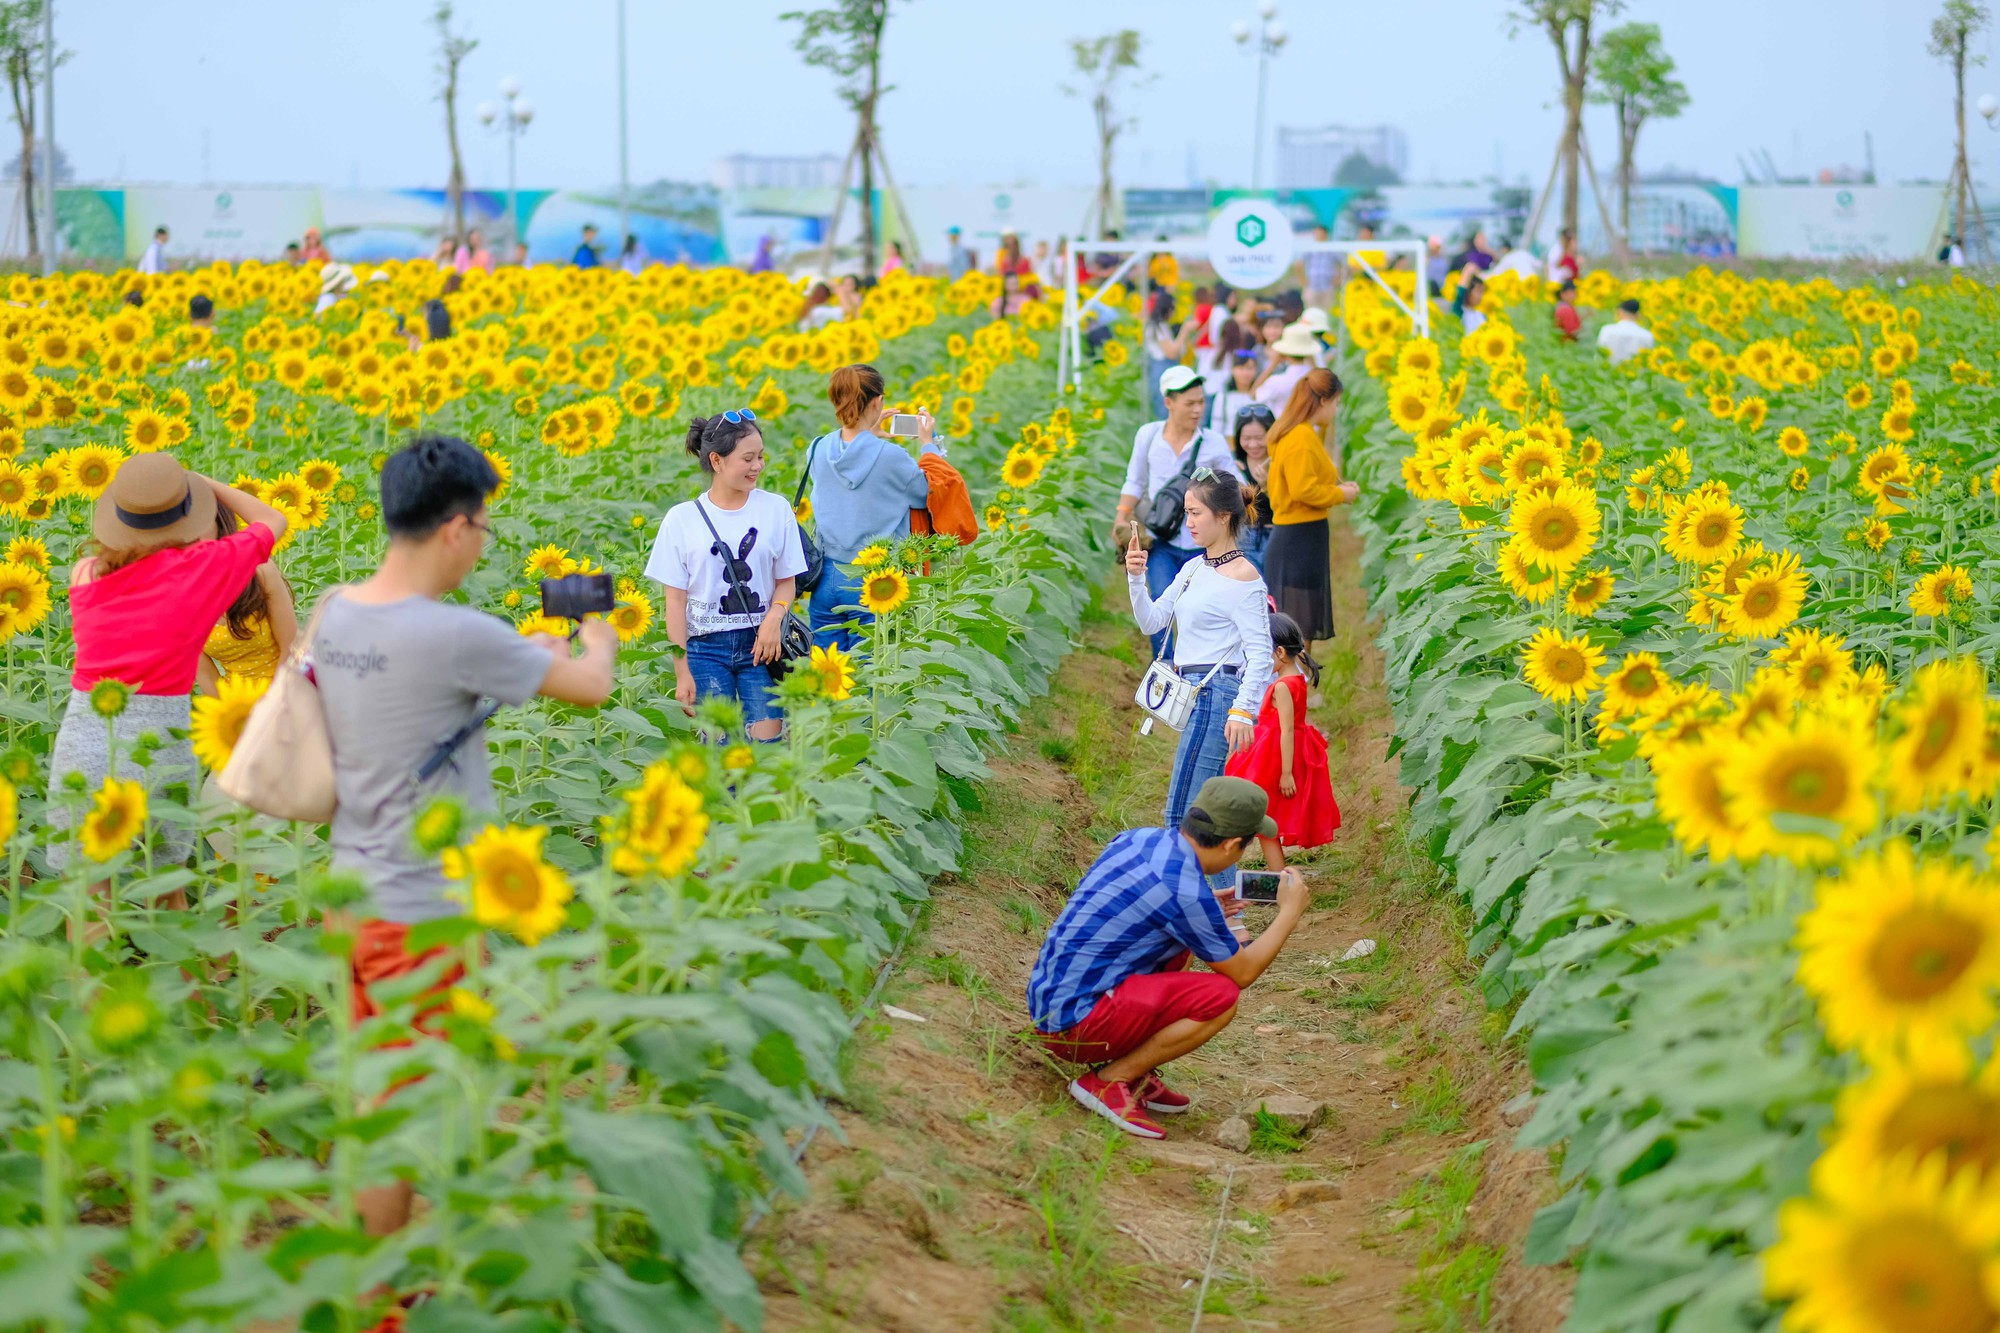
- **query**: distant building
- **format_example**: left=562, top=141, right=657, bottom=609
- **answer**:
left=1277, top=125, right=1410, bottom=189
left=711, top=153, right=845, bottom=192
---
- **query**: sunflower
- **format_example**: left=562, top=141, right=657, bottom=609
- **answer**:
left=1651, top=732, right=1752, bottom=861
left=852, top=543, right=891, bottom=571
left=984, top=503, right=1007, bottom=531
left=1798, top=843, right=2000, bottom=1054
left=4, top=536, right=46, bottom=571
left=1733, top=396, right=1768, bottom=431
left=1862, top=519, right=1892, bottom=552
left=1722, top=551, right=1807, bottom=639
left=1666, top=495, right=1745, bottom=564
left=858, top=567, right=911, bottom=615
left=1723, top=708, right=1879, bottom=864
left=799, top=641, right=857, bottom=702
left=1520, top=625, right=1604, bottom=703
left=1782, top=628, right=1857, bottom=702
left=0, top=561, right=50, bottom=634
left=1600, top=652, right=1668, bottom=721
left=189, top=674, right=269, bottom=772
left=89, top=980, right=162, bottom=1054
left=298, top=458, right=341, bottom=493
left=1886, top=658, right=1987, bottom=812
left=123, top=408, right=169, bottom=453
left=1818, top=1041, right=2000, bottom=1188
left=1881, top=402, right=1917, bottom=443
left=524, top=545, right=575, bottom=581
left=451, top=823, right=573, bottom=946
left=1001, top=451, right=1043, bottom=488
left=610, top=762, right=708, bottom=879
left=1507, top=482, right=1599, bottom=575
left=1387, top=386, right=1433, bottom=435
left=1910, top=566, right=1974, bottom=618
left=607, top=593, right=653, bottom=643
left=79, top=776, right=148, bottom=863
left=1501, top=438, right=1564, bottom=490
left=1764, top=1154, right=2000, bottom=1333
left=1562, top=568, right=1614, bottom=617
left=1777, top=426, right=1810, bottom=458
left=62, top=444, right=123, bottom=499
left=1846, top=381, right=1874, bottom=410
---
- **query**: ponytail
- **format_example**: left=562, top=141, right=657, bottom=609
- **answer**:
left=829, top=364, right=885, bottom=428
left=685, top=414, right=760, bottom=473
left=1270, top=367, right=1342, bottom=443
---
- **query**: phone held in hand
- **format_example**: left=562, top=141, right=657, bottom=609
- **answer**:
left=1235, top=870, right=1282, bottom=903
left=887, top=413, right=925, bottom=438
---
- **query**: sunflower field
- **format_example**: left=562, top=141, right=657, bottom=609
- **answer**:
left=1339, top=265, right=2000, bottom=1331
left=0, top=258, right=1145, bottom=1329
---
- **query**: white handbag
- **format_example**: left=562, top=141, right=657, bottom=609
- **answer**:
left=1134, top=652, right=1232, bottom=734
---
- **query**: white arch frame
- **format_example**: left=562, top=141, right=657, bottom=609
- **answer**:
left=1054, top=236, right=1431, bottom=393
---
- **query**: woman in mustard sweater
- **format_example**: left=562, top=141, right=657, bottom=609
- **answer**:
left=1264, top=368, right=1358, bottom=642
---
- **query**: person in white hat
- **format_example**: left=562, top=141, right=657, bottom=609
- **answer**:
left=1255, top=322, right=1323, bottom=413
left=49, top=455, right=292, bottom=899
left=1296, top=307, right=1334, bottom=367
left=315, top=262, right=358, bottom=317
left=1115, top=365, right=1238, bottom=657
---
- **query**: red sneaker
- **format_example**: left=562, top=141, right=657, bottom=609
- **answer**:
left=1134, top=1071, right=1191, bottom=1114
left=1068, top=1071, right=1166, bottom=1139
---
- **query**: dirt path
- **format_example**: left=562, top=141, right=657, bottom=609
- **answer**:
left=749, top=517, right=1574, bottom=1332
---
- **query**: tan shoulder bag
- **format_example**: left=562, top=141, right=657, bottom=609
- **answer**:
left=216, top=588, right=345, bottom=823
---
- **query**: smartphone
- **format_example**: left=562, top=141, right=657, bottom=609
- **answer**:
left=887, top=413, right=925, bottom=438
left=1235, top=870, right=1282, bottom=903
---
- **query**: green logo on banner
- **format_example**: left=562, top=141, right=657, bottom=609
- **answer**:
left=1236, top=216, right=1267, bottom=247
left=216, top=192, right=233, bottom=212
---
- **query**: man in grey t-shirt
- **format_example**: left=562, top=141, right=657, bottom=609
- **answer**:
left=316, top=433, right=616, bottom=1239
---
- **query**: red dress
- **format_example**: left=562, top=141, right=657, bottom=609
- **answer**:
left=1225, top=674, right=1339, bottom=848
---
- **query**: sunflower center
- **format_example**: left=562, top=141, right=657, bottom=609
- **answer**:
left=1876, top=1083, right=2000, bottom=1180
left=1624, top=668, right=1657, bottom=695
left=1535, top=511, right=1575, bottom=547
left=1843, top=1216, right=1995, bottom=1333
left=1547, top=648, right=1584, bottom=683
left=1915, top=701, right=1968, bottom=770
left=1765, top=746, right=1849, bottom=816
left=1866, top=908, right=1981, bottom=1002
left=486, top=854, right=543, bottom=912
left=1741, top=583, right=1780, bottom=617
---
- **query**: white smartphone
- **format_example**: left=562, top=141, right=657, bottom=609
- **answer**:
left=1235, top=870, right=1282, bottom=903
left=887, top=413, right=925, bottom=437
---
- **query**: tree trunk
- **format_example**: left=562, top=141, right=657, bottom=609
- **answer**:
left=1954, top=42, right=1968, bottom=250
left=9, top=59, right=35, bottom=266
left=1095, top=91, right=1115, bottom=235
left=1620, top=108, right=1638, bottom=245
left=444, top=61, right=466, bottom=246
left=859, top=55, right=878, bottom=278
left=1546, top=13, right=1592, bottom=247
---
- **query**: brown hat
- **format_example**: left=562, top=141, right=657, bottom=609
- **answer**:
left=93, top=453, right=216, bottom=550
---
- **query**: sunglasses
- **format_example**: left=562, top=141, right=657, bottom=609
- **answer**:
left=722, top=408, right=758, bottom=424
left=1234, top=405, right=1276, bottom=425
left=1191, top=466, right=1220, bottom=482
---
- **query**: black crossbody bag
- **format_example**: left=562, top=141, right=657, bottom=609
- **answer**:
left=792, top=439, right=826, bottom=596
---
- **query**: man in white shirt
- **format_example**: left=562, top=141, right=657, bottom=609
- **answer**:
left=1597, top=298, right=1657, bottom=366
left=1115, top=366, right=1236, bottom=655
left=137, top=226, right=169, bottom=274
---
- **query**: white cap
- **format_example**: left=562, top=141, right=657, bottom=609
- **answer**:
left=1159, top=365, right=1204, bottom=397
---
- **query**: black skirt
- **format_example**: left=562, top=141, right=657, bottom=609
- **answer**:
left=1264, top=518, right=1334, bottom=641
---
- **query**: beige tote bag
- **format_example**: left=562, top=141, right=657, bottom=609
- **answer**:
left=216, top=589, right=344, bottom=823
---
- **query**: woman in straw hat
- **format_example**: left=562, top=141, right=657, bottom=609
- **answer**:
left=1254, top=321, right=1323, bottom=415
left=47, top=455, right=290, bottom=886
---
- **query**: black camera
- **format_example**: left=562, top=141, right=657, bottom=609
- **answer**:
left=539, top=572, right=616, bottom=622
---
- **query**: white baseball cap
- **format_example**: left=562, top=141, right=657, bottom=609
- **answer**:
left=1159, top=365, right=1204, bottom=397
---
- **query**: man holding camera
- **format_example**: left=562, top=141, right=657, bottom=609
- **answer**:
left=1027, top=776, right=1309, bottom=1140
left=312, top=433, right=618, bottom=1236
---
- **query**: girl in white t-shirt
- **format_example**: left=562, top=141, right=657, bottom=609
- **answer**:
left=646, top=411, right=807, bottom=740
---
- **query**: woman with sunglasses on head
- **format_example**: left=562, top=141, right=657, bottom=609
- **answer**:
left=806, top=364, right=940, bottom=651
left=647, top=410, right=807, bottom=741
left=1207, top=340, right=1260, bottom=433
left=1125, top=473, right=1274, bottom=835
left=1230, top=403, right=1278, bottom=574
left=1265, top=369, right=1358, bottom=647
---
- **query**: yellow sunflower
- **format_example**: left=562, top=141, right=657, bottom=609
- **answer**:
left=1650, top=732, right=1752, bottom=862
left=1723, top=707, right=1879, bottom=864
left=189, top=674, right=269, bottom=772
left=1001, top=451, right=1044, bottom=488
left=808, top=642, right=856, bottom=701
left=1520, top=625, right=1605, bottom=703
left=858, top=567, right=911, bottom=615
left=1600, top=652, right=1668, bottom=720
left=79, top=776, right=148, bottom=863
left=1562, top=568, right=1615, bottom=617
left=1722, top=551, right=1807, bottom=640
left=1797, top=842, right=2000, bottom=1054
left=524, top=544, right=575, bottom=581
left=1881, top=402, right=1917, bottom=443
left=451, top=823, right=573, bottom=946
left=298, top=458, right=341, bottom=493
left=62, top=444, right=124, bottom=499
left=1777, top=427, right=1810, bottom=458
left=1910, top=565, right=1974, bottom=618
left=1886, top=657, right=1987, bottom=812
left=123, top=408, right=169, bottom=453
left=607, top=593, right=654, bottom=643
left=610, top=762, right=708, bottom=879
left=1817, top=1040, right=2000, bottom=1188
left=1667, top=495, right=1746, bottom=565
left=0, top=561, right=50, bottom=633
left=1781, top=628, right=1857, bottom=702
left=1507, top=482, right=1600, bottom=575
left=852, top=543, right=891, bottom=570
left=1845, top=381, right=1874, bottom=410
left=4, top=536, right=47, bottom=571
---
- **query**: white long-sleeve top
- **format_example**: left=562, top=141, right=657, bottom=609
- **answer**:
left=1120, top=422, right=1237, bottom=549
left=1129, top=559, right=1274, bottom=721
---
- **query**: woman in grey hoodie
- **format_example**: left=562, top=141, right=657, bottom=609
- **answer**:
left=806, top=363, right=940, bottom=650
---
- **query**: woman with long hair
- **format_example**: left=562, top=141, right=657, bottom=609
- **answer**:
left=1229, top=403, right=1277, bottom=574
left=1125, top=472, right=1275, bottom=833
left=1141, top=290, right=1198, bottom=417
left=195, top=505, right=298, bottom=858
left=1263, top=368, right=1358, bottom=644
left=50, top=455, right=290, bottom=902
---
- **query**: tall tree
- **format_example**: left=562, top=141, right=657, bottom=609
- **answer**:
left=0, top=1, right=52, bottom=265
left=1590, top=21, right=1688, bottom=244
left=433, top=1, right=477, bottom=248
left=1930, top=0, right=1991, bottom=257
left=1510, top=0, right=1623, bottom=243
left=1063, top=30, right=1145, bottom=238
left=784, top=0, right=893, bottom=279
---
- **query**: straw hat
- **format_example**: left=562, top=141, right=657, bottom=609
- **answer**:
left=94, top=453, right=216, bottom=550
left=1272, top=323, right=1322, bottom=358
left=319, top=262, right=357, bottom=296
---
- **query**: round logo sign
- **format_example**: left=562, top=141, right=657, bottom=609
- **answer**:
left=1206, top=198, right=1295, bottom=290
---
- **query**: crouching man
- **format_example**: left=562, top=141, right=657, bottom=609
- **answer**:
left=1026, top=776, right=1310, bottom=1139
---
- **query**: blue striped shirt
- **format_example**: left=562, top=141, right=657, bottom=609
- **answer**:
left=1027, top=828, right=1241, bottom=1034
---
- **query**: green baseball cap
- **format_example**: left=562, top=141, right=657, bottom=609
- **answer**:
left=1185, top=776, right=1279, bottom=840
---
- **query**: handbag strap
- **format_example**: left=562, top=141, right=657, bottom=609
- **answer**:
left=692, top=495, right=757, bottom=612
left=792, top=437, right=821, bottom=510
left=291, top=585, right=349, bottom=669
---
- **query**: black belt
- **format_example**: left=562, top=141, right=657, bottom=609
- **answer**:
left=1178, top=664, right=1241, bottom=676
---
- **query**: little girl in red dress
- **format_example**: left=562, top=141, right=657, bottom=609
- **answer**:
left=1226, top=613, right=1340, bottom=849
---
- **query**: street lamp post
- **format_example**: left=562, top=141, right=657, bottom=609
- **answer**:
left=1232, top=3, right=1288, bottom=192
left=477, top=79, right=535, bottom=252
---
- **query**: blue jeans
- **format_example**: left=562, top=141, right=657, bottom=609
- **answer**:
left=1144, top=542, right=1201, bottom=658
left=809, top=562, right=875, bottom=653
left=1164, top=665, right=1239, bottom=832
left=685, top=626, right=780, bottom=727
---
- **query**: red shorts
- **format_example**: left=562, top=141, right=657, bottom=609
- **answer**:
left=350, top=918, right=463, bottom=1036
left=1039, top=966, right=1241, bottom=1065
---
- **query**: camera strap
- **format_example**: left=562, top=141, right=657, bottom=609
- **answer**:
left=414, top=700, right=501, bottom=784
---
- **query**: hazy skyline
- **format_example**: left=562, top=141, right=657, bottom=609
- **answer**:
left=56, top=1, right=2000, bottom=195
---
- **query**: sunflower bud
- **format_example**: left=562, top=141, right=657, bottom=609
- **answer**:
left=89, top=679, right=131, bottom=719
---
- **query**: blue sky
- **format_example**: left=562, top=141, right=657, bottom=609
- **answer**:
left=56, top=0, right=1999, bottom=191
